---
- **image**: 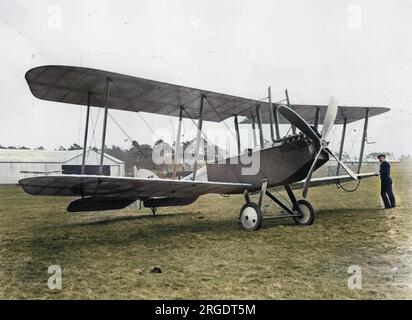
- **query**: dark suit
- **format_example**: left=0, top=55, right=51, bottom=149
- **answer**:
left=380, top=161, right=396, bottom=208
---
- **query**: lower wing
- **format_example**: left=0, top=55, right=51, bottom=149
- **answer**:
left=19, top=175, right=252, bottom=212
left=289, top=172, right=379, bottom=190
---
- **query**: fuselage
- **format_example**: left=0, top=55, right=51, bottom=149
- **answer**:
left=205, top=134, right=329, bottom=192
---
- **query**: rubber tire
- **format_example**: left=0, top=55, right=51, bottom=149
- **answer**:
left=293, top=199, right=315, bottom=226
left=239, top=202, right=263, bottom=231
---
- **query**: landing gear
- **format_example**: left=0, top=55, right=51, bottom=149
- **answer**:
left=293, top=199, right=315, bottom=225
left=151, top=206, right=158, bottom=217
left=239, top=202, right=263, bottom=231
left=239, top=180, right=316, bottom=231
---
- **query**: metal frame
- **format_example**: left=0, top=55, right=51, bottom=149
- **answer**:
left=99, top=78, right=111, bottom=175
left=192, top=95, right=205, bottom=180
left=244, top=182, right=303, bottom=219
left=264, top=184, right=302, bottom=217
left=357, top=109, right=369, bottom=174
left=81, top=92, right=91, bottom=175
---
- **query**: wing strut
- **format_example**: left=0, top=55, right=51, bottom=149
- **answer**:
left=336, top=117, right=347, bottom=175
left=172, top=105, right=184, bottom=179
left=81, top=91, right=91, bottom=174
left=99, top=77, right=111, bottom=175
left=314, top=107, right=320, bottom=130
left=234, top=114, right=241, bottom=155
left=251, top=116, right=257, bottom=148
left=268, top=86, right=276, bottom=143
left=255, top=105, right=264, bottom=147
left=192, top=95, right=205, bottom=180
left=357, top=108, right=369, bottom=173
left=285, top=89, right=296, bottom=135
left=271, top=94, right=281, bottom=140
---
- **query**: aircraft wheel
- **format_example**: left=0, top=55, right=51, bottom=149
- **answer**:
left=239, top=202, right=263, bottom=231
left=293, top=199, right=315, bottom=226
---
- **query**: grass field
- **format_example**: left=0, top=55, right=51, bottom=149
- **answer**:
left=0, top=163, right=411, bottom=299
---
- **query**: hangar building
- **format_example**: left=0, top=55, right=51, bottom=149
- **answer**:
left=0, top=149, right=125, bottom=184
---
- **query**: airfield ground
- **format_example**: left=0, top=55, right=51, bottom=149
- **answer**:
left=0, top=163, right=411, bottom=299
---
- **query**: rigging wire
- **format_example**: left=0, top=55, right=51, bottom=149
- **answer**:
left=157, top=86, right=177, bottom=140
left=89, top=93, right=102, bottom=149
left=90, top=80, right=182, bottom=166
left=110, top=78, right=211, bottom=148
left=107, top=111, right=153, bottom=164
left=108, top=79, right=163, bottom=142
left=181, top=98, right=240, bottom=166
left=336, top=178, right=361, bottom=192
left=203, top=96, right=264, bottom=182
left=77, top=107, right=83, bottom=148
left=263, top=189, right=292, bottom=213
left=86, top=103, right=101, bottom=163
left=326, top=125, right=337, bottom=176
left=345, top=121, right=362, bottom=171
left=204, top=96, right=238, bottom=141
left=107, top=112, right=133, bottom=142
left=181, top=106, right=216, bottom=152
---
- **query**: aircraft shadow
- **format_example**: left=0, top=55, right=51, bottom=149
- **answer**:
left=316, top=207, right=380, bottom=215
left=70, top=211, right=193, bottom=226
left=11, top=206, right=374, bottom=286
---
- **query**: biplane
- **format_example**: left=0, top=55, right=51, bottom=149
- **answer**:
left=19, top=65, right=390, bottom=231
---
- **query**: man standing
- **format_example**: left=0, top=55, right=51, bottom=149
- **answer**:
left=378, top=154, right=396, bottom=209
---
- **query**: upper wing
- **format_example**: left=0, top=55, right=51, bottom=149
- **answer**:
left=289, top=172, right=379, bottom=190
left=19, top=174, right=251, bottom=198
left=26, top=65, right=390, bottom=124
left=259, top=104, right=389, bottom=125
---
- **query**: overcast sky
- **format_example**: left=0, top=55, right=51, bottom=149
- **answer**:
left=1, top=0, right=411, bottom=158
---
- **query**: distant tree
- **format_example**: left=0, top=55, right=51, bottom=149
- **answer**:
left=123, top=141, right=155, bottom=172
left=35, top=146, right=45, bottom=150
left=0, top=145, right=5, bottom=149
left=104, top=141, right=157, bottom=176
left=105, top=145, right=126, bottom=162
left=57, top=146, right=66, bottom=151
left=133, top=142, right=155, bottom=168
left=366, top=152, right=393, bottom=159
left=68, top=143, right=82, bottom=150
left=7, top=146, right=17, bottom=149
left=18, top=146, right=30, bottom=150
left=93, top=140, right=194, bottom=177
